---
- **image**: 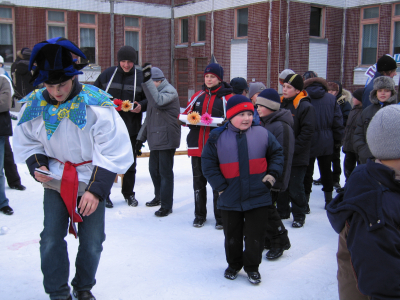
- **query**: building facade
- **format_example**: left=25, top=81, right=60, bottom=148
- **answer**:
left=1, top=0, right=399, bottom=107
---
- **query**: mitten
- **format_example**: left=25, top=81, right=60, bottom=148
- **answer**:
left=135, top=140, right=144, bottom=156
left=262, top=174, right=276, bottom=189
left=142, top=63, right=152, bottom=82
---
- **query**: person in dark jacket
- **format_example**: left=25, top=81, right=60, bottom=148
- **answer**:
left=0, top=73, right=13, bottom=215
left=201, top=95, right=284, bottom=284
left=341, top=88, right=363, bottom=185
left=279, top=74, right=315, bottom=228
left=11, top=47, right=34, bottom=100
left=93, top=45, right=147, bottom=208
left=361, top=54, right=397, bottom=109
left=179, top=63, right=232, bottom=229
left=256, top=88, right=294, bottom=259
left=137, top=66, right=181, bottom=217
left=327, top=105, right=400, bottom=300
left=303, top=77, right=344, bottom=209
left=230, top=77, right=248, bottom=96
left=353, top=76, right=398, bottom=164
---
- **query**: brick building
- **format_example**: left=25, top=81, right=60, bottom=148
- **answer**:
left=1, top=0, right=399, bottom=107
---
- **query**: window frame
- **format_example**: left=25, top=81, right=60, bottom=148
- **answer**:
left=46, top=10, right=67, bottom=40
left=124, top=16, right=141, bottom=65
left=195, top=14, right=206, bottom=42
left=390, top=3, right=400, bottom=56
left=0, top=6, right=15, bottom=63
left=179, top=18, right=189, bottom=45
left=359, top=5, right=380, bottom=66
left=78, top=12, right=98, bottom=65
left=309, top=6, right=326, bottom=38
left=234, top=7, right=248, bottom=39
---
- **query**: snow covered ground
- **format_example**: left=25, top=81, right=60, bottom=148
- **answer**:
left=1, top=122, right=342, bottom=300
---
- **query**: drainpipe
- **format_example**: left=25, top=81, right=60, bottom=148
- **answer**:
left=285, top=0, right=290, bottom=69
left=267, top=0, right=272, bottom=87
left=110, top=0, right=115, bottom=66
left=340, top=0, right=347, bottom=84
left=171, top=0, right=175, bottom=85
left=211, top=0, right=215, bottom=56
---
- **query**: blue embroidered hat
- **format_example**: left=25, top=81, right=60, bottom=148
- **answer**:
left=204, top=63, right=223, bottom=81
left=29, top=37, right=87, bottom=86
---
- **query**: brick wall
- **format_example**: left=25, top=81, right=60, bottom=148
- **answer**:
left=325, top=7, right=344, bottom=83
left=377, top=4, right=392, bottom=58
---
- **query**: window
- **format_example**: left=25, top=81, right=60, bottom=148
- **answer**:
left=236, top=8, right=248, bottom=38
left=0, top=7, right=14, bottom=63
left=197, top=15, right=206, bottom=42
left=392, top=4, right=400, bottom=55
left=79, top=13, right=97, bottom=64
left=310, top=6, right=325, bottom=37
left=180, top=18, right=188, bottom=43
left=47, top=10, right=67, bottom=39
left=124, top=17, right=140, bottom=64
left=360, top=6, right=379, bottom=65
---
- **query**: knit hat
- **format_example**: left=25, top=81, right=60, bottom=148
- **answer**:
left=367, top=105, right=400, bottom=160
left=226, top=95, right=254, bottom=120
left=21, top=48, right=31, bottom=60
left=151, top=67, right=165, bottom=81
left=248, top=82, right=266, bottom=99
left=204, top=63, right=223, bottom=81
left=230, top=77, right=248, bottom=95
left=352, top=88, right=364, bottom=102
left=29, top=37, right=87, bottom=86
left=117, top=45, right=137, bottom=63
left=279, top=69, right=295, bottom=80
left=283, top=74, right=304, bottom=91
left=302, top=71, right=318, bottom=80
left=327, top=82, right=339, bottom=92
left=376, top=55, right=397, bottom=73
left=255, top=89, right=281, bottom=111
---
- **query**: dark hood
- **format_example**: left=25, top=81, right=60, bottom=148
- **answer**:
left=304, top=77, right=328, bottom=99
left=260, top=108, right=294, bottom=128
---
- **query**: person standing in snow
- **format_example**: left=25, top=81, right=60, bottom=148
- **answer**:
left=201, top=95, right=283, bottom=284
left=180, top=63, right=232, bottom=229
left=13, top=37, right=133, bottom=300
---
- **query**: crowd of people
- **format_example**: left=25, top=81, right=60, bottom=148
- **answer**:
left=0, top=35, right=399, bottom=299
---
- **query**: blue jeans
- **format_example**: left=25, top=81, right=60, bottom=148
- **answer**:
left=149, top=149, right=175, bottom=210
left=0, top=136, right=9, bottom=210
left=40, top=188, right=106, bottom=299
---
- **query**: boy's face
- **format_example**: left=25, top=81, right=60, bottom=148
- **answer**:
left=120, top=60, right=134, bottom=73
left=282, top=83, right=300, bottom=98
left=230, top=111, right=253, bottom=131
left=256, top=104, right=274, bottom=118
left=44, top=76, right=75, bottom=102
left=376, top=89, right=392, bottom=102
left=250, top=93, right=259, bottom=104
left=352, top=97, right=361, bottom=106
left=204, top=74, right=220, bottom=88
left=328, top=90, right=338, bottom=96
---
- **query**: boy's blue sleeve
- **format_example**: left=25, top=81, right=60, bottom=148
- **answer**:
left=201, top=139, right=228, bottom=192
left=265, top=131, right=284, bottom=180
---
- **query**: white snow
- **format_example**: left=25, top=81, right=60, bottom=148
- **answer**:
left=1, top=121, right=341, bottom=300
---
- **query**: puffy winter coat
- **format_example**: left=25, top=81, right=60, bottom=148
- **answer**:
left=137, top=79, right=181, bottom=150
left=342, top=104, right=362, bottom=153
left=260, top=109, right=294, bottom=192
left=201, top=122, right=283, bottom=211
left=0, top=76, right=12, bottom=136
left=304, top=78, right=344, bottom=158
left=353, top=92, right=397, bottom=164
left=183, top=82, right=232, bottom=157
left=280, top=91, right=315, bottom=166
left=327, top=160, right=400, bottom=300
left=93, top=65, right=147, bottom=136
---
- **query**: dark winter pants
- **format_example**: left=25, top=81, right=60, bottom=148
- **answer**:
left=265, top=194, right=289, bottom=249
left=4, top=136, right=21, bottom=187
left=277, top=166, right=307, bottom=220
left=149, top=149, right=175, bottom=210
left=191, top=156, right=221, bottom=222
left=332, top=146, right=342, bottom=184
left=122, top=135, right=137, bottom=198
left=343, top=152, right=359, bottom=181
left=40, top=189, right=105, bottom=299
left=221, top=207, right=268, bottom=273
left=304, top=155, right=334, bottom=195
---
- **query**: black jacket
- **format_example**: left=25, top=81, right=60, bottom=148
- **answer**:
left=342, top=104, right=362, bottom=153
left=93, top=65, right=147, bottom=136
left=11, top=59, right=34, bottom=99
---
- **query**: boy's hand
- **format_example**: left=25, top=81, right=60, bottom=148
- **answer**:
left=262, top=174, right=276, bottom=189
left=78, top=191, right=99, bottom=217
left=34, top=166, right=52, bottom=183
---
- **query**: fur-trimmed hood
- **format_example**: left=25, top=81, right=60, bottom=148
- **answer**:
left=337, top=88, right=353, bottom=106
left=370, top=76, right=398, bottom=105
left=303, top=77, right=328, bottom=91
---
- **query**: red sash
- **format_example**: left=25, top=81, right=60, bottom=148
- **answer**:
left=58, top=160, right=92, bottom=238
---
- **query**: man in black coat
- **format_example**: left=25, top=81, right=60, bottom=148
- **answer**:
left=93, top=46, right=147, bottom=208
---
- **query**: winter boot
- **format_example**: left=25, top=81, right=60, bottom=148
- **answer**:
left=324, top=191, right=333, bottom=209
left=155, top=207, right=172, bottom=217
left=146, top=197, right=161, bottom=207
left=333, top=182, right=341, bottom=190
left=105, top=196, right=113, bottom=208
left=247, top=271, right=261, bottom=284
left=215, top=220, right=223, bottom=230
left=193, top=217, right=206, bottom=227
left=266, top=241, right=291, bottom=260
left=73, top=289, right=96, bottom=300
left=292, top=218, right=305, bottom=228
left=125, top=194, right=138, bottom=207
left=305, top=193, right=310, bottom=214
left=224, top=266, right=241, bottom=280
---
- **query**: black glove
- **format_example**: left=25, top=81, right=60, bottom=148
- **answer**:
left=142, top=63, right=152, bottom=82
left=262, top=174, right=276, bottom=190
left=135, top=140, right=143, bottom=156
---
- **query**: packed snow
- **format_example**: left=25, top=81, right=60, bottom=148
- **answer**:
left=0, top=120, right=341, bottom=299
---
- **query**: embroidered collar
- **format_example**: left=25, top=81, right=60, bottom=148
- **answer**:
left=18, top=84, right=114, bottom=140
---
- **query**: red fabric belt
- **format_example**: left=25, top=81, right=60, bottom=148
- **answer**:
left=57, top=159, right=92, bottom=238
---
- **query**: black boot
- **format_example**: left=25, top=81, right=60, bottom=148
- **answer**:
left=266, top=241, right=291, bottom=260
left=146, top=197, right=161, bottom=207
left=105, top=196, right=113, bottom=208
left=324, top=192, right=333, bottom=209
left=73, top=289, right=96, bottom=300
